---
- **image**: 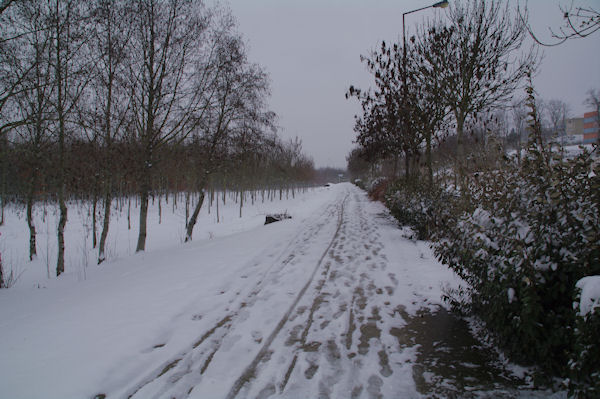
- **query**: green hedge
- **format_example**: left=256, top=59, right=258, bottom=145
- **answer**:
left=385, top=146, right=600, bottom=392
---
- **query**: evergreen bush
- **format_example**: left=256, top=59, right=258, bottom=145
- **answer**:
left=432, top=145, right=599, bottom=378
left=569, top=277, right=600, bottom=397
left=383, top=141, right=599, bottom=391
left=385, top=180, right=460, bottom=240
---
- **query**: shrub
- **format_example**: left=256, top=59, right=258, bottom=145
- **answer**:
left=381, top=81, right=600, bottom=390
left=385, top=179, right=461, bottom=240
left=368, top=177, right=389, bottom=202
left=433, top=146, right=600, bottom=377
left=569, top=276, right=600, bottom=397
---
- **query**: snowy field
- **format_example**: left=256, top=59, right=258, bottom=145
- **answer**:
left=0, top=187, right=322, bottom=288
left=0, top=183, right=564, bottom=398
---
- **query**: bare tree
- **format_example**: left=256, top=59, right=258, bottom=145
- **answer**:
left=585, top=88, right=599, bottom=115
left=0, top=5, right=38, bottom=136
left=48, top=0, right=92, bottom=276
left=185, top=29, right=272, bottom=242
left=414, top=28, right=452, bottom=184
left=128, top=0, right=213, bottom=252
left=84, top=0, right=133, bottom=264
left=545, top=98, right=570, bottom=146
left=520, top=1, right=600, bottom=46
left=10, top=0, right=54, bottom=261
left=421, top=0, right=538, bottom=182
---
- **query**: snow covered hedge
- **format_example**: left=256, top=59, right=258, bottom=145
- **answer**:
left=385, top=180, right=459, bottom=240
left=433, top=146, right=600, bottom=384
left=385, top=145, right=600, bottom=391
left=569, top=276, right=600, bottom=398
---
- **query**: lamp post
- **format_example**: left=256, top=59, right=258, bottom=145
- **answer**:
left=401, top=0, right=449, bottom=178
left=402, top=0, right=450, bottom=64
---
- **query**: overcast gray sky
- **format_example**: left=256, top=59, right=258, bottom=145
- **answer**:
left=225, top=0, right=600, bottom=168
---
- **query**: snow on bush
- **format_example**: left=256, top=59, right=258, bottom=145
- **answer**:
left=576, top=276, right=600, bottom=317
left=384, top=143, right=600, bottom=390
left=575, top=276, right=600, bottom=317
left=434, top=146, right=600, bottom=378
left=384, top=180, right=458, bottom=240
left=569, top=276, right=600, bottom=397
left=368, top=177, right=386, bottom=193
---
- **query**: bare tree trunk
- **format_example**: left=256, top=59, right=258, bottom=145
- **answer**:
left=92, top=189, right=97, bottom=248
left=239, top=188, right=243, bottom=218
left=98, top=178, right=112, bottom=264
left=136, top=177, right=150, bottom=252
left=55, top=5, right=67, bottom=277
left=185, top=186, right=206, bottom=242
left=456, top=111, right=466, bottom=190
left=207, top=188, right=211, bottom=214
left=185, top=190, right=190, bottom=227
left=57, top=191, right=67, bottom=276
left=27, top=180, right=37, bottom=260
left=127, top=195, right=131, bottom=230
left=158, top=195, right=162, bottom=224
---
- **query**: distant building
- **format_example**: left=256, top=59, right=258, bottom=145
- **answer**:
left=566, top=117, right=584, bottom=136
left=583, top=111, right=599, bottom=144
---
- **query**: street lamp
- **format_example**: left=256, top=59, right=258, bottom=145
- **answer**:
left=402, top=0, right=449, bottom=60
left=400, top=0, right=449, bottom=178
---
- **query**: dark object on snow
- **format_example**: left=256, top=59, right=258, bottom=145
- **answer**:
left=265, top=213, right=292, bottom=225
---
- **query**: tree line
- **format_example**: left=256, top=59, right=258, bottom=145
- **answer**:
left=0, top=0, right=315, bottom=281
left=346, top=0, right=538, bottom=184
left=347, top=0, right=598, bottom=184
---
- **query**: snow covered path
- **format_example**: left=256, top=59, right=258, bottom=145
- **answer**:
left=2, top=183, right=539, bottom=398
left=99, top=183, right=459, bottom=399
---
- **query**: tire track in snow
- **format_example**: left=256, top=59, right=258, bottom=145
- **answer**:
left=224, top=193, right=349, bottom=399
left=269, top=187, right=396, bottom=398
left=276, top=195, right=360, bottom=396
left=115, top=189, right=347, bottom=399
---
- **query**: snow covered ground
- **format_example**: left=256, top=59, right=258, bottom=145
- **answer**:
left=506, top=143, right=597, bottom=159
left=0, top=183, right=563, bottom=398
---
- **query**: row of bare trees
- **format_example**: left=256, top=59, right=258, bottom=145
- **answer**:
left=0, top=0, right=315, bottom=282
left=346, top=0, right=538, bottom=184
left=347, top=0, right=600, bottom=184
